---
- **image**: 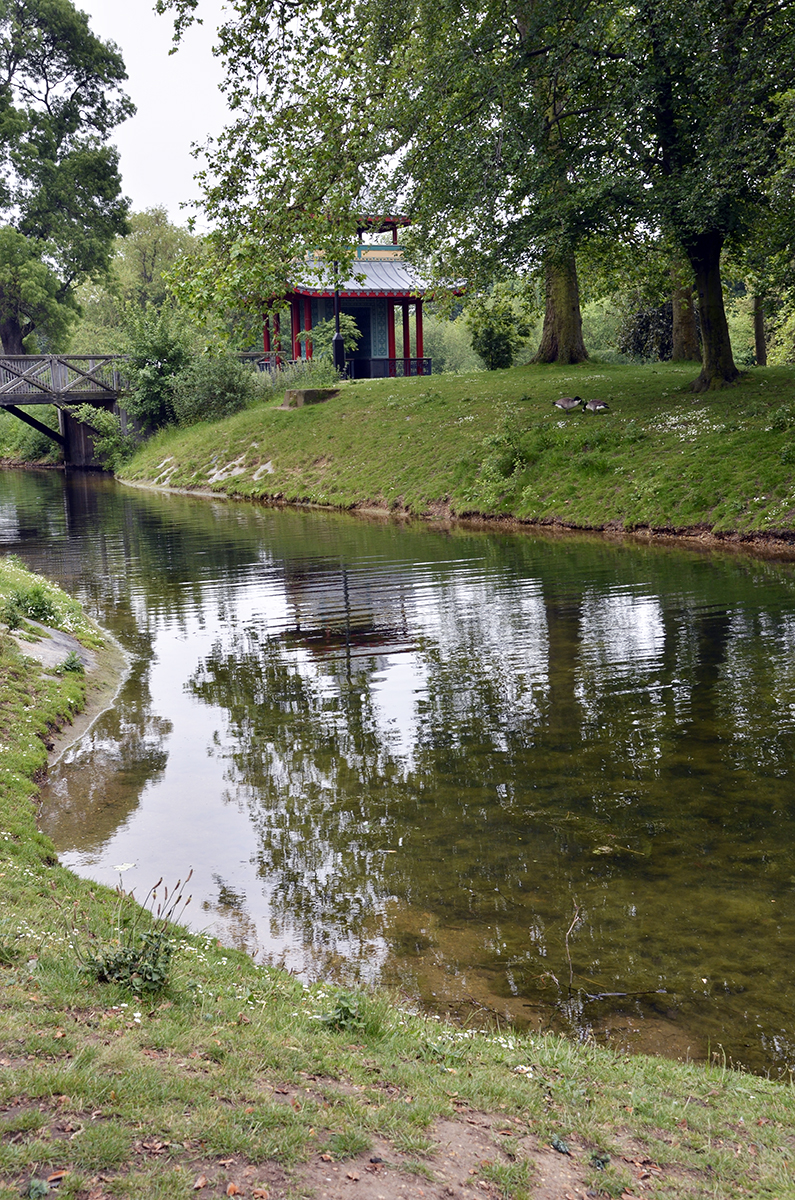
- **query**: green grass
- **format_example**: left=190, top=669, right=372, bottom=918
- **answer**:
left=5, top=557, right=795, bottom=1196
left=121, top=361, right=795, bottom=536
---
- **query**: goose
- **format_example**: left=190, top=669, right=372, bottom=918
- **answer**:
left=583, top=398, right=609, bottom=413
left=553, top=395, right=583, bottom=412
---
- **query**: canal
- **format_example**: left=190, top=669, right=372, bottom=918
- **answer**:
left=3, top=468, right=795, bottom=1075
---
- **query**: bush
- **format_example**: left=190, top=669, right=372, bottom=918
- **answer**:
left=618, top=301, right=674, bottom=361
left=467, top=292, right=531, bottom=370
left=255, top=357, right=344, bottom=402
left=171, top=353, right=259, bottom=426
left=0, top=406, right=61, bottom=463
left=123, top=307, right=192, bottom=430
left=72, top=404, right=137, bottom=473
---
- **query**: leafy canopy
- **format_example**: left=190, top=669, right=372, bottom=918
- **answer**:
left=0, top=0, right=133, bottom=351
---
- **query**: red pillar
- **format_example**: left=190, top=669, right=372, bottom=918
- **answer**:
left=402, top=301, right=411, bottom=373
left=415, top=299, right=424, bottom=373
left=304, top=296, right=313, bottom=358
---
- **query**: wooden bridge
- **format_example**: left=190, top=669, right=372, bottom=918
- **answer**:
left=0, top=355, right=127, bottom=467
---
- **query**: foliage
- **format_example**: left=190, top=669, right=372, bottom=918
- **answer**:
left=421, top=313, right=483, bottom=374
left=159, top=0, right=795, bottom=389
left=70, top=208, right=197, bottom=353
left=67, top=871, right=192, bottom=995
left=3, top=581, right=58, bottom=626
left=467, top=292, right=531, bottom=371
left=255, top=357, right=344, bottom=400
left=72, top=403, right=137, bottom=473
left=57, top=649, right=85, bottom=675
left=317, top=991, right=365, bottom=1032
left=171, top=353, right=259, bottom=426
left=122, top=307, right=192, bottom=430
left=618, top=302, right=674, bottom=362
left=0, top=226, right=79, bottom=352
left=0, top=406, right=61, bottom=463
left=296, top=313, right=361, bottom=358
left=0, top=0, right=133, bottom=352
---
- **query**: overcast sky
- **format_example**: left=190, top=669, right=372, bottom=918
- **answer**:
left=78, top=0, right=230, bottom=225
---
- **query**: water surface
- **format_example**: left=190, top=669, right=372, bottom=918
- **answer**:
left=3, top=469, right=795, bottom=1074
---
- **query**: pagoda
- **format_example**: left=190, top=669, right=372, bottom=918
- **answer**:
left=264, top=217, right=432, bottom=378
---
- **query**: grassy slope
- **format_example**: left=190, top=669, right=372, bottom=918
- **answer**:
left=121, top=362, right=795, bottom=537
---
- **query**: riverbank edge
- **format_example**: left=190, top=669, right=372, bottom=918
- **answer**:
left=2, top=568, right=795, bottom=1198
left=119, top=473, right=795, bottom=563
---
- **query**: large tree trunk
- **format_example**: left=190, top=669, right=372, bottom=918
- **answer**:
left=753, top=295, right=767, bottom=366
left=0, top=317, right=26, bottom=354
left=532, top=252, right=588, bottom=364
left=670, top=266, right=700, bottom=361
left=685, top=232, right=738, bottom=392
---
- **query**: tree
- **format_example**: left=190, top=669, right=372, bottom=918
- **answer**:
left=296, top=313, right=360, bottom=359
left=466, top=291, right=531, bottom=370
left=0, top=0, right=133, bottom=352
left=71, top=208, right=197, bottom=352
left=160, top=0, right=795, bottom=388
left=159, top=0, right=628, bottom=362
left=610, top=0, right=795, bottom=389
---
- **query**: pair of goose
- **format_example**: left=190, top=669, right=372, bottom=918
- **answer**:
left=554, top=395, right=610, bottom=413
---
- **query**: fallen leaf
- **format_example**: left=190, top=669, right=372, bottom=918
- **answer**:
left=244, top=1106, right=255, bottom=1114
left=252, top=1191, right=269, bottom=1199
left=47, top=1171, right=68, bottom=1183
left=320, top=1153, right=334, bottom=1162
left=227, top=1185, right=242, bottom=1196
left=193, top=1175, right=208, bottom=1190
left=346, top=1171, right=360, bottom=1180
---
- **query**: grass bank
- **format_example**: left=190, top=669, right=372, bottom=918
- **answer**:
left=3, top=560, right=795, bottom=1198
left=120, top=362, right=795, bottom=542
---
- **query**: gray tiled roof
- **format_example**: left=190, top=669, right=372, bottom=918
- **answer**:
left=290, top=256, right=427, bottom=297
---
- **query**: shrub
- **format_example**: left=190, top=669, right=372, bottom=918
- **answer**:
left=72, top=404, right=137, bottom=473
left=122, top=307, right=192, bottom=430
left=171, top=353, right=259, bottom=426
left=467, top=292, right=531, bottom=370
left=8, top=581, right=57, bottom=624
left=254, top=357, right=344, bottom=402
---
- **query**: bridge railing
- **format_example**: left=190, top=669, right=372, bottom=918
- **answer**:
left=0, top=355, right=127, bottom=403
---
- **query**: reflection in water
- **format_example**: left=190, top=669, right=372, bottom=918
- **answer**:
left=3, top=469, right=795, bottom=1073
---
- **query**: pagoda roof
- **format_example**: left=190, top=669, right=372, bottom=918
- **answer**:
left=288, top=246, right=429, bottom=299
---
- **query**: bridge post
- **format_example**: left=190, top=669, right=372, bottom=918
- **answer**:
left=57, top=408, right=100, bottom=468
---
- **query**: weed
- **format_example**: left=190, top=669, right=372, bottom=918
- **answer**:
left=9, top=583, right=57, bottom=625
left=0, top=595, right=21, bottom=629
left=326, top=1130, right=372, bottom=1159
left=65, top=870, right=192, bottom=995
left=318, top=991, right=365, bottom=1032
left=57, top=650, right=84, bottom=675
